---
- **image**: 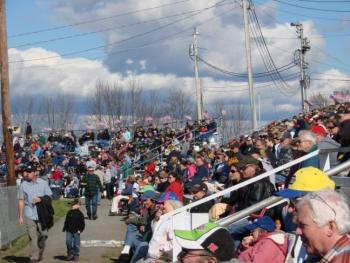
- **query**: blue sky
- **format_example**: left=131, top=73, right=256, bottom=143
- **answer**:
left=5, top=0, right=350, bottom=120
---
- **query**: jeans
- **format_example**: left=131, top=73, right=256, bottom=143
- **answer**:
left=25, top=219, right=47, bottom=261
left=124, top=224, right=143, bottom=247
left=66, top=232, right=80, bottom=257
left=85, top=194, right=98, bottom=218
left=105, top=183, right=114, bottom=200
left=97, top=189, right=101, bottom=205
left=130, top=242, right=149, bottom=263
left=227, top=218, right=250, bottom=249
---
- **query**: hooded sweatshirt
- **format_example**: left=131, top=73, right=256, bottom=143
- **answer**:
left=238, top=232, right=288, bottom=263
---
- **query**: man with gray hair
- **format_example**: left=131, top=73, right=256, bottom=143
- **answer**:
left=298, top=130, right=320, bottom=169
left=295, top=189, right=350, bottom=262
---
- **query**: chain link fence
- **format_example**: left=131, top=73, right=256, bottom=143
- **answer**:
left=0, top=186, right=25, bottom=248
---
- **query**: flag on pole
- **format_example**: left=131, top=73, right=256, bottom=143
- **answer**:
left=162, top=115, right=172, bottom=121
left=304, top=100, right=313, bottom=108
left=145, top=116, right=154, bottom=122
left=203, top=111, right=211, bottom=119
left=184, top=115, right=192, bottom=120
left=220, top=108, right=226, bottom=116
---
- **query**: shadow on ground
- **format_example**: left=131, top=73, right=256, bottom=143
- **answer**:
left=1, top=256, right=30, bottom=263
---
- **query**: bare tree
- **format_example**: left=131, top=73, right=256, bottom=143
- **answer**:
left=126, top=77, right=143, bottom=123
left=12, top=94, right=35, bottom=131
left=165, top=88, right=193, bottom=119
left=309, top=92, right=330, bottom=109
left=40, top=94, right=74, bottom=130
left=224, top=101, right=248, bottom=138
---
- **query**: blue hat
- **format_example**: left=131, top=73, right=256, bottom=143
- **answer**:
left=141, top=191, right=159, bottom=200
left=246, top=216, right=275, bottom=232
left=156, top=192, right=178, bottom=203
left=275, top=188, right=307, bottom=199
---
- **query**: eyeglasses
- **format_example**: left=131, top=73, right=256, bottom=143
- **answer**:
left=309, top=192, right=336, bottom=218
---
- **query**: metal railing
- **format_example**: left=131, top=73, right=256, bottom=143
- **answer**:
left=163, top=150, right=319, bottom=220
left=131, top=125, right=219, bottom=172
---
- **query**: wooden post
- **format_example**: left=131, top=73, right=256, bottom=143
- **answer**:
left=0, top=0, right=16, bottom=186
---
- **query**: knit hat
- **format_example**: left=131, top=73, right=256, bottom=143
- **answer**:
left=174, top=223, right=235, bottom=261
left=276, top=167, right=335, bottom=198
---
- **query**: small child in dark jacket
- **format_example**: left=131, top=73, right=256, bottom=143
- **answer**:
left=63, top=198, right=85, bottom=262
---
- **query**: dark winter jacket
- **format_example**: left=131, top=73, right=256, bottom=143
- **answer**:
left=36, top=195, right=54, bottom=231
left=63, top=208, right=85, bottom=233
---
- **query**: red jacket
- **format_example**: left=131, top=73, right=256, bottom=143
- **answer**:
left=165, top=180, right=183, bottom=202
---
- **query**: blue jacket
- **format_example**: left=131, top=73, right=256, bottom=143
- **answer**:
left=300, top=145, right=320, bottom=169
left=191, top=165, right=209, bottom=185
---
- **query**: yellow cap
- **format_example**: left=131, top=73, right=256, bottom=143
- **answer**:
left=290, top=167, right=335, bottom=191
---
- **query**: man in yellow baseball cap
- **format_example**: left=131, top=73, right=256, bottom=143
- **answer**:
left=275, top=167, right=335, bottom=198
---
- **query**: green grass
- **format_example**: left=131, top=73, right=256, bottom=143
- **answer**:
left=0, top=199, right=71, bottom=262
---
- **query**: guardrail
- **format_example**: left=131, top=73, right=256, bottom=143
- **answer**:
left=163, top=150, right=319, bottom=220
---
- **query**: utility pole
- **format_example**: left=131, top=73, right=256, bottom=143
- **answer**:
left=0, top=0, right=16, bottom=186
left=242, top=0, right=257, bottom=131
left=191, top=27, right=203, bottom=121
left=291, top=22, right=310, bottom=112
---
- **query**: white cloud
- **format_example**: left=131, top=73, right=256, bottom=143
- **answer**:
left=126, top=59, right=134, bottom=65
left=139, top=60, right=147, bottom=70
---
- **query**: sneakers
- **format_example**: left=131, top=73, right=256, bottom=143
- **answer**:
left=92, top=215, right=98, bottom=220
left=73, top=256, right=79, bottom=262
left=66, top=255, right=74, bottom=261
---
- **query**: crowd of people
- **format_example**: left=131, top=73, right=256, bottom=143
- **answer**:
left=13, top=101, right=350, bottom=263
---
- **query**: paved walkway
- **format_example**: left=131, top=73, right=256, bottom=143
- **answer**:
left=4, top=199, right=126, bottom=263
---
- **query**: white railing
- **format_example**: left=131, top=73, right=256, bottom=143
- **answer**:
left=168, top=149, right=320, bottom=262
left=163, top=149, right=319, bottom=221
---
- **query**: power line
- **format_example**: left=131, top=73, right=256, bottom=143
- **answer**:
left=197, top=55, right=296, bottom=78
left=296, top=0, right=350, bottom=2
left=255, top=0, right=350, bottom=22
left=11, top=7, right=234, bottom=71
left=248, top=1, right=296, bottom=96
left=9, top=0, right=192, bottom=38
left=10, top=7, right=206, bottom=48
left=311, top=78, right=350, bottom=82
left=9, top=0, right=230, bottom=64
left=272, top=0, right=350, bottom=12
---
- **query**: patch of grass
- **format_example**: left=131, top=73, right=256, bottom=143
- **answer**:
left=0, top=199, right=71, bottom=262
left=52, top=199, right=71, bottom=223
left=101, top=248, right=121, bottom=263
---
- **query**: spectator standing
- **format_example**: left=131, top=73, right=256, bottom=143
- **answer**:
left=17, top=164, right=53, bottom=262
left=63, top=199, right=85, bottom=262
left=82, top=162, right=103, bottom=220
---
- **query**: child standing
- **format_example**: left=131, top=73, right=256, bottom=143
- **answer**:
left=63, top=198, right=85, bottom=261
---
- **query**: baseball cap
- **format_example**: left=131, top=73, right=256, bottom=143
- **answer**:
left=174, top=223, right=235, bottom=261
left=156, top=192, right=178, bottom=203
left=24, top=163, right=37, bottom=173
left=276, top=167, right=335, bottom=198
left=190, top=183, right=208, bottom=194
left=86, top=161, right=97, bottom=170
left=246, top=216, right=276, bottom=232
left=141, top=191, right=159, bottom=200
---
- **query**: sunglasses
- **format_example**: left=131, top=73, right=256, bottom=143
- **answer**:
left=177, top=250, right=212, bottom=263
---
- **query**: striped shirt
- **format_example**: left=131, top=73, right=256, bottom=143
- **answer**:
left=320, top=235, right=350, bottom=263
left=82, top=173, right=103, bottom=197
